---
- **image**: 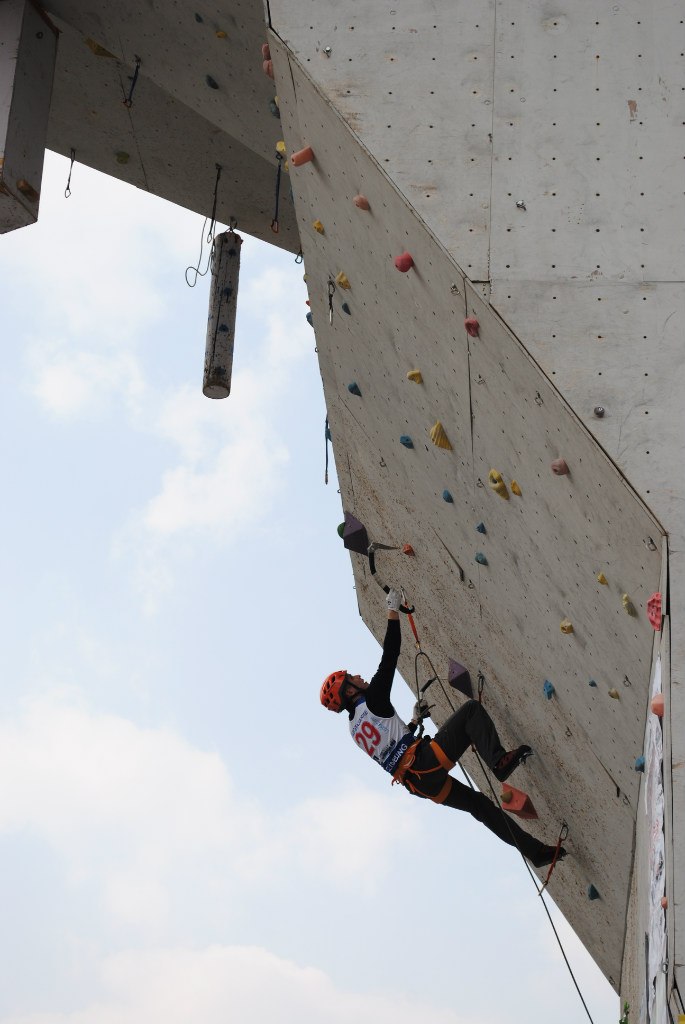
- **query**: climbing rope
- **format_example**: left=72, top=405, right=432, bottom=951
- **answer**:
left=364, top=541, right=595, bottom=1024
left=122, top=55, right=141, bottom=108
left=64, top=148, right=75, bottom=198
left=185, top=164, right=222, bottom=287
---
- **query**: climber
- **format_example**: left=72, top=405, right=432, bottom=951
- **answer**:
left=320, top=590, right=566, bottom=868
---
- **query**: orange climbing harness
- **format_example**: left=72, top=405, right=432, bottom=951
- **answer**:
left=392, top=739, right=456, bottom=804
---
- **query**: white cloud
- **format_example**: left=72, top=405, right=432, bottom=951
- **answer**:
left=0, top=945, right=475, bottom=1024
left=0, top=697, right=418, bottom=931
left=27, top=340, right=145, bottom=418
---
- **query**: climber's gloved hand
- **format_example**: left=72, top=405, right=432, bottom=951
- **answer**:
left=410, top=698, right=431, bottom=727
left=386, top=589, right=401, bottom=613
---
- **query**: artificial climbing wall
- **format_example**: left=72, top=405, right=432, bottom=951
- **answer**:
left=267, top=2, right=683, bottom=1009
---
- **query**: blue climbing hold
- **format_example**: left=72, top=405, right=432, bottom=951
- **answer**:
left=206, top=75, right=219, bottom=89
left=588, top=679, right=598, bottom=688
left=587, top=885, right=600, bottom=901
left=348, top=382, right=362, bottom=397
left=222, top=286, right=233, bottom=298
left=217, top=324, right=229, bottom=333
left=635, top=756, right=645, bottom=772
left=543, top=680, right=555, bottom=700
left=269, top=99, right=280, bottom=119
left=195, top=12, right=203, bottom=21
left=476, top=522, right=487, bottom=534
left=400, top=435, right=414, bottom=448
left=342, top=302, right=351, bottom=315
left=442, top=490, right=454, bottom=503
left=475, top=552, right=488, bottom=566
left=306, top=311, right=313, bottom=327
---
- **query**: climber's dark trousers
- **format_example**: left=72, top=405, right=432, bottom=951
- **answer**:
left=404, top=700, right=547, bottom=861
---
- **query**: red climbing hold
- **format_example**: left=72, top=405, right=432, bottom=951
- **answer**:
left=291, top=146, right=315, bottom=166
left=394, top=252, right=414, bottom=273
left=500, top=784, right=538, bottom=820
left=647, top=592, right=662, bottom=630
left=261, top=43, right=271, bottom=60
left=263, top=59, right=274, bottom=79
left=551, top=458, right=569, bottom=476
left=464, top=317, right=480, bottom=337
left=402, top=544, right=415, bottom=556
left=353, top=195, right=370, bottom=210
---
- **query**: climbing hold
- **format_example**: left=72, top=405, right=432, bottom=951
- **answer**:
left=275, top=140, right=287, bottom=157
left=115, top=151, right=130, bottom=164
left=85, top=37, right=116, bottom=57
left=475, top=552, right=488, bottom=566
left=635, top=756, right=645, bottom=772
left=429, top=421, right=452, bottom=450
left=335, top=272, right=351, bottom=289
left=594, top=406, right=605, bottom=418
left=543, top=680, right=555, bottom=700
left=291, top=146, right=315, bottom=166
left=269, top=97, right=280, bottom=118
left=347, top=382, right=362, bottom=397
left=464, top=317, right=480, bottom=337
left=312, top=219, right=325, bottom=234
left=647, top=592, right=662, bottom=630
left=406, top=369, right=423, bottom=384
left=622, top=594, right=637, bottom=616
left=510, top=480, right=522, bottom=496
left=597, top=572, right=608, bottom=585
left=261, top=43, right=271, bottom=59
left=337, top=522, right=345, bottom=539
left=216, top=29, right=228, bottom=38
left=651, top=693, right=664, bottom=718
left=608, top=688, right=620, bottom=700
left=341, top=302, right=351, bottom=315
left=399, top=435, right=414, bottom=448
left=488, top=470, right=509, bottom=500
left=551, top=458, right=570, bottom=476
left=206, top=75, right=219, bottom=89
left=353, top=194, right=370, bottom=210
left=394, top=252, right=414, bottom=273
left=442, top=490, right=454, bottom=503
left=588, top=679, right=598, bottom=687
left=661, top=896, right=668, bottom=909
left=305, top=311, right=313, bottom=327
left=587, top=885, right=601, bottom=901
left=448, top=660, right=473, bottom=699
left=263, top=59, right=274, bottom=79
left=476, top=522, right=487, bottom=534
left=194, top=12, right=203, bottom=22
left=341, top=513, right=369, bottom=555
left=403, top=544, right=415, bottom=556
left=500, top=784, right=538, bottom=820
left=560, top=619, right=574, bottom=634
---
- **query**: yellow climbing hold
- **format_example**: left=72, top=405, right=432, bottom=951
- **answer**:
left=312, top=219, right=325, bottom=234
left=510, top=480, right=522, bottom=496
left=407, top=370, right=423, bottom=384
left=597, top=572, right=608, bottom=585
left=335, top=272, right=351, bottom=290
left=560, top=619, right=574, bottom=634
left=276, top=141, right=286, bottom=156
left=622, top=594, right=637, bottom=616
left=216, top=29, right=228, bottom=38
left=430, top=421, right=452, bottom=450
left=608, top=688, right=620, bottom=700
left=488, top=470, right=509, bottom=500
left=85, top=37, right=116, bottom=58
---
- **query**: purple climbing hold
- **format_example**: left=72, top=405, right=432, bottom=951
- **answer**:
left=342, top=513, right=370, bottom=555
left=448, top=659, right=473, bottom=699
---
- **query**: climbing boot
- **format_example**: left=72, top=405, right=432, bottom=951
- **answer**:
left=493, top=744, right=532, bottom=782
left=531, top=845, right=567, bottom=869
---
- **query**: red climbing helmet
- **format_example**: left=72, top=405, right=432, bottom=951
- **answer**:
left=320, top=670, right=348, bottom=713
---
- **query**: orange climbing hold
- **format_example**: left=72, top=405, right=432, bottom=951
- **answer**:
left=403, top=544, right=415, bottom=556
left=353, top=194, right=370, bottom=210
left=651, top=693, right=664, bottom=717
left=500, top=784, right=538, bottom=820
left=510, top=480, right=522, bottom=496
left=261, top=43, right=271, bottom=59
left=263, top=59, right=274, bottom=79
left=464, top=317, right=480, bottom=337
left=291, top=146, right=315, bottom=166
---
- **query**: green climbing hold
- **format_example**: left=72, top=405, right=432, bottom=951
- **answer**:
left=475, top=552, right=488, bottom=566
left=337, top=522, right=345, bottom=539
left=587, top=884, right=600, bottom=901
left=348, top=382, right=362, bottom=397
left=341, top=302, right=351, bottom=315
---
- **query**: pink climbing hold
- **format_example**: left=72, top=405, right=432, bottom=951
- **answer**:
left=651, top=693, right=664, bottom=718
left=551, top=458, right=570, bottom=476
left=394, top=252, right=414, bottom=273
left=353, top=195, right=370, bottom=210
left=647, top=592, right=662, bottom=630
left=261, top=43, right=271, bottom=60
left=263, top=59, right=274, bottom=79
left=291, top=146, right=315, bottom=166
left=464, top=317, right=480, bottom=337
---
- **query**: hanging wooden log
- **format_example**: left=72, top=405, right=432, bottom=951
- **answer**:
left=203, top=229, right=242, bottom=398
